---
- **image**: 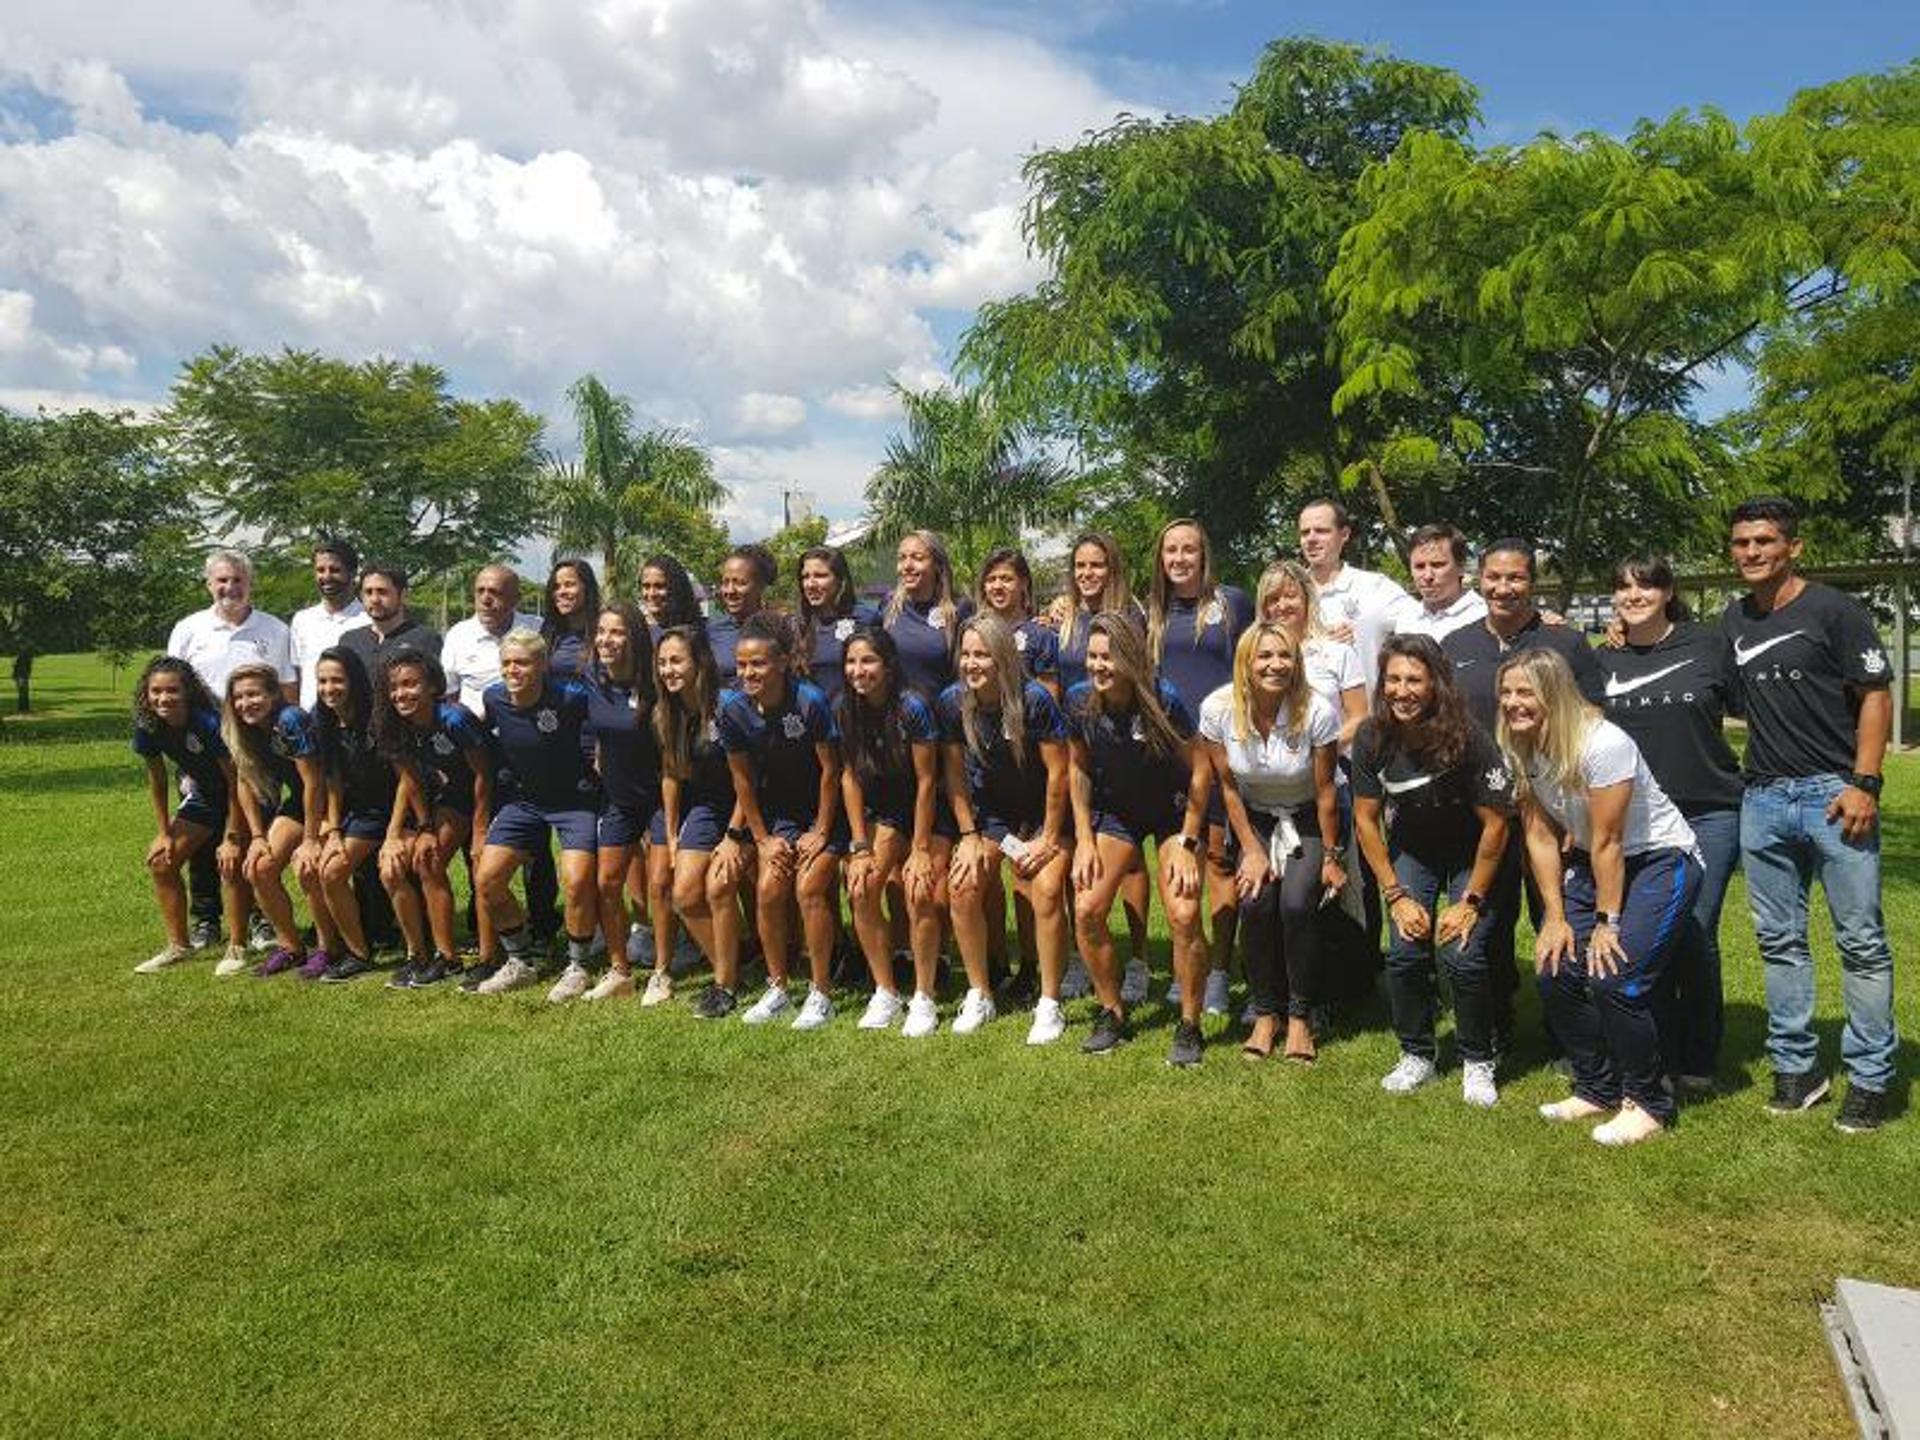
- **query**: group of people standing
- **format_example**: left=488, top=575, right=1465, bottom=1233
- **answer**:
left=129, top=494, right=1900, bottom=1138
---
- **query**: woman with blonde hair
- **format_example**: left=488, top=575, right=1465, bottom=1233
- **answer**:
left=1496, top=647, right=1702, bottom=1146
left=940, top=614, right=1072, bottom=1041
left=1255, top=559, right=1367, bottom=742
left=1198, top=621, right=1343, bottom=1062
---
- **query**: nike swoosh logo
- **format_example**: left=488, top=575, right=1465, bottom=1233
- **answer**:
left=1452, top=658, right=1475, bottom=669
left=1732, top=631, right=1803, bottom=667
left=1381, top=774, right=1434, bottom=795
left=1604, top=659, right=1694, bottom=697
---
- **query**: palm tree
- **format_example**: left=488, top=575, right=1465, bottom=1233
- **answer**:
left=544, top=375, right=726, bottom=592
left=864, top=382, right=1079, bottom=579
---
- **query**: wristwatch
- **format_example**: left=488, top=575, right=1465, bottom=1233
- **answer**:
left=1461, top=891, right=1486, bottom=911
left=848, top=838, right=873, bottom=856
left=1595, top=910, right=1621, bottom=928
left=1850, top=772, right=1884, bottom=797
left=726, top=825, right=753, bottom=845
left=1173, top=834, right=1201, bottom=853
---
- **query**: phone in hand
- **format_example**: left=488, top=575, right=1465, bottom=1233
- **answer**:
left=999, top=833, right=1030, bottom=862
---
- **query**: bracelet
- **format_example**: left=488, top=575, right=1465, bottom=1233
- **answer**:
left=957, top=827, right=978, bottom=838
left=1383, top=885, right=1408, bottom=904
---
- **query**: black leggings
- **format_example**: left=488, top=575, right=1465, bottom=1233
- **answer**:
left=1238, top=805, right=1325, bottom=1019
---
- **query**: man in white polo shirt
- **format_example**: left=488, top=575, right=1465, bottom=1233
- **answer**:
left=442, top=563, right=540, bottom=714
left=1298, top=497, right=1414, bottom=696
left=168, top=549, right=295, bottom=701
left=1394, top=523, right=1487, bottom=643
left=289, top=537, right=370, bottom=709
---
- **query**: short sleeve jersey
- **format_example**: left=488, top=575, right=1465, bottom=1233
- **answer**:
left=259, top=702, right=319, bottom=800
left=1068, top=678, right=1196, bottom=833
left=1443, top=613, right=1608, bottom=734
left=886, top=595, right=972, bottom=698
left=937, top=679, right=1069, bottom=831
left=1523, top=719, right=1697, bottom=856
left=806, top=601, right=885, bottom=702
left=1721, top=582, right=1891, bottom=781
left=1014, top=619, right=1061, bottom=683
left=845, top=689, right=942, bottom=825
left=413, top=701, right=490, bottom=810
left=328, top=717, right=397, bottom=815
left=1349, top=719, right=1514, bottom=862
left=717, top=680, right=839, bottom=825
left=1198, top=687, right=1339, bottom=812
left=132, top=708, right=230, bottom=796
left=1594, top=621, right=1741, bottom=811
left=1057, top=602, right=1145, bottom=692
left=706, top=611, right=748, bottom=686
left=482, top=679, right=600, bottom=810
left=1155, top=586, right=1253, bottom=715
left=584, top=670, right=661, bottom=812
left=545, top=629, right=590, bottom=682
left=1302, top=637, right=1365, bottom=713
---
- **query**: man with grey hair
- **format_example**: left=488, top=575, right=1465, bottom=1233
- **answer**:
left=167, top=549, right=296, bottom=701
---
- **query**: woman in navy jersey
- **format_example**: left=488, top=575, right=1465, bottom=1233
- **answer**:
left=1497, top=648, right=1702, bottom=1146
left=1051, top=531, right=1140, bottom=692
left=838, top=628, right=950, bottom=1037
left=638, top=554, right=703, bottom=644
left=1350, top=635, right=1515, bottom=1106
left=308, top=647, right=396, bottom=982
left=131, top=656, right=247, bottom=977
left=797, top=545, right=881, bottom=703
left=717, top=613, right=844, bottom=1030
left=1147, top=519, right=1253, bottom=1015
left=976, top=548, right=1061, bottom=693
left=575, top=603, right=665, bottom=1004
left=1067, top=613, right=1210, bottom=1063
left=1600, top=554, right=1742, bottom=1094
left=540, top=558, right=600, bottom=681
left=941, top=615, right=1073, bottom=1042
left=472, top=630, right=603, bottom=996
left=709, top=543, right=777, bottom=685
left=883, top=529, right=971, bottom=699
left=654, top=625, right=747, bottom=1019
left=373, top=649, right=488, bottom=988
left=221, top=661, right=329, bottom=979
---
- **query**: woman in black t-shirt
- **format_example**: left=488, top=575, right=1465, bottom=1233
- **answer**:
left=1351, top=635, right=1516, bottom=1108
left=1600, top=554, right=1743, bottom=1093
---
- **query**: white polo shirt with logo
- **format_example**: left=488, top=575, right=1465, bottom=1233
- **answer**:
left=167, top=605, right=295, bottom=697
left=442, top=611, right=542, bottom=715
left=290, top=599, right=371, bottom=708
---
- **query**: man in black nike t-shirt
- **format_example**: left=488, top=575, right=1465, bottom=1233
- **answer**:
left=1443, top=539, right=1606, bottom=733
left=1724, top=496, right=1895, bottom=1133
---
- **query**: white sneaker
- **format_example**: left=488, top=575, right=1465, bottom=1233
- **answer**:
left=743, top=983, right=791, bottom=1025
left=477, top=957, right=539, bottom=994
left=1462, top=1060, right=1499, bottom=1108
left=1380, top=1053, right=1438, bottom=1094
left=135, top=943, right=191, bottom=975
left=585, top=969, right=637, bottom=1002
left=1026, top=996, right=1067, bottom=1046
left=1592, top=1099, right=1664, bottom=1147
left=639, top=971, right=673, bottom=1006
left=859, top=989, right=903, bottom=1030
left=792, top=986, right=835, bottom=1031
left=952, top=987, right=996, bottom=1035
left=1060, top=955, right=1091, bottom=999
left=213, top=944, right=249, bottom=978
left=1202, top=969, right=1230, bottom=1016
left=547, top=962, right=592, bottom=1003
left=1120, top=959, right=1150, bottom=1007
left=902, top=992, right=939, bottom=1038
left=1539, top=1095, right=1611, bottom=1123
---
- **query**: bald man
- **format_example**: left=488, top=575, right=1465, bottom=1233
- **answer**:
left=442, top=565, right=541, bottom=715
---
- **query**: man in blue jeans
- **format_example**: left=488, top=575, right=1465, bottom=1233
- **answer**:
left=1724, top=497, right=1896, bottom=1132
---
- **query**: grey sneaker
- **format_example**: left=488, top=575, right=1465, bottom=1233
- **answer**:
left=547, top=962, right=592, bottom=1003
left=476, top=957, right=539, bottom=994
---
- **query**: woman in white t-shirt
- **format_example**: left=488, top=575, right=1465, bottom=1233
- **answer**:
left=1200, top=621, right=1343, bottom=1062
left=1255, top=559, right=1367, bottom=743
left=1496, top=648, right=1703, bottom=1147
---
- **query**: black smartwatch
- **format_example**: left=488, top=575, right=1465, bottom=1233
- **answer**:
left=848, top=839, right=873, bottom=856
left=1850, top=772, right=1884, bottom=798
left=726, top=825, right=753, bottom=845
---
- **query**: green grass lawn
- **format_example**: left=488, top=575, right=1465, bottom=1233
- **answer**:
left=2, top=653, right=1915, bottom=1438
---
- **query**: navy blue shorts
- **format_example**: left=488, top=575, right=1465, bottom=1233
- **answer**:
left=676, top=799, right=728, bottom=854
left=177, top=792, right=226, bottom=832
left=767, top=814, right=849, bottom=855
left=342, top=809, right=390, bottom=843
left=646, top=804, right=670, bottom=847
left=871, top=797, right=960, bottom=843
left=598, top=801, right=652, bottom=850
left=1092, top=808, right=1182, bottom=848
left=487, top=799, right=599, bottom=855
left=976, top=811, right=1056, bottom=848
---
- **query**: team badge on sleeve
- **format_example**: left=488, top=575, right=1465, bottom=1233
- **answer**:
left=431, top=733, right=455, bottom=756
left=1203, top=599, right=1223, bottom=627
left=1486, top=765, right=1510, bottom=792
left=184, top=733, right=204, bottom=754
left=1015, top=629, right=1028, bottom=653
left=834, top=618, right=855, bottom=642
left=1863, top=649, right=1888, bottom=677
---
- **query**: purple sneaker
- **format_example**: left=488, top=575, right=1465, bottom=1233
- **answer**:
left=255, top=946, right=303, bottom=978
left=297, top=949, right=333, bottom=981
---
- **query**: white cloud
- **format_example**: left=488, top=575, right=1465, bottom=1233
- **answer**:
left=0, top=0, right=1140, bottom=526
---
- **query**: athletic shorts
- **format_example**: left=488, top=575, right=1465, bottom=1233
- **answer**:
left=1092, top=807, right=1183, bottom=849
left=342, top=809, right=391, bottom=843
left=766, top=813, right=849, bottom=855
left=598, top=800, right=653, bottom=850
left=176, top=791, right=226, bottom=832
left=676, top=800, right=728, bottom=855
left=870, top=798, right=960, bottom=843
left=646, top=803, right=670, bottom=847
left=487, top=799, right=599, bottom=855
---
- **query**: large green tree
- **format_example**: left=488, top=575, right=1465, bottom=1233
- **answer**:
left=165, top=346, right=547, bottom=586
left=960, top=38, right=1481, bottom=569
left=543, top=374, right=729, bottom=593
left=0, top=407, right=200, bottom=659
left=863, top=382, right=1077, bottom=582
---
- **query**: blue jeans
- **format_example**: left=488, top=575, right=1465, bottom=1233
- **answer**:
left=1382, top=847, right=1495, bottom=1064
left=1742, top=774, right=1898, bottom=1092
left=1657, top=805, right=1740, bottom=1079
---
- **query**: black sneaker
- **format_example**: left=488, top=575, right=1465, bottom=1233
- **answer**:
left=189, top=917, right=221, bottom=950
left=1081, top=1006, right=1130, bottom=1056
left=1167, top=1020, right=1204, bottom=1069
left=412, top=954, right=463, bottom=988
left=459, top=959, right=502, bottom=994
left=320, top=954, right=378, bottom=984
left=1766, top=1070, right=1831, bottom=1114
left=385, top=958, right=424, bottom=990
left=1834, top=1085, right=1887, bottom=1134
left=692, top=982, right=737, bottom=1020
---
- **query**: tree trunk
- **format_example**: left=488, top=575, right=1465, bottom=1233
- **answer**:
left=1362, top=459, right=1410, bottom=564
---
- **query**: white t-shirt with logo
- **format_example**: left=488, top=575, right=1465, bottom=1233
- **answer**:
left=167, top=606, right=295, bottom=696
left=1198, top=686, right=1340, bottom=812
left=1313, top=563, right=1415, bottom=697
left=1524, top=719, right=1697, bottom=857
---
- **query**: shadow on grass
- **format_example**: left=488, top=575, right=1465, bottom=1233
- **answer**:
left=1723, top=999, right=1917, bottom=1114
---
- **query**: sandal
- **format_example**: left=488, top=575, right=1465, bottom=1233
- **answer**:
left=1241, top=1014, right=1279, bottom=1062
left=1283, top=1016, right=1317, bottom=1064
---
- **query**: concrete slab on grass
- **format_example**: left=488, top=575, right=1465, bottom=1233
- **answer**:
left=1825, top=1277, right=1920, bottom=1438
